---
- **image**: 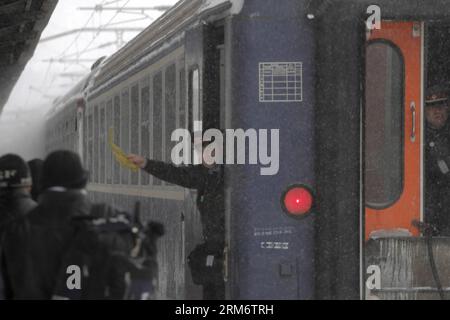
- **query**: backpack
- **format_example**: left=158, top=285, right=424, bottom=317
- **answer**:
left=187, top=242, right=224, bottom=286
left=51, top=202, right=164, bottom=300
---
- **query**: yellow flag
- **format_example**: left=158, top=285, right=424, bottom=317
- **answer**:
left=108, top=128, right=139, bottom=172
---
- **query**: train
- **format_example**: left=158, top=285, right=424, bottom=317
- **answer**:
left=44, top=0, right=450, bottom=300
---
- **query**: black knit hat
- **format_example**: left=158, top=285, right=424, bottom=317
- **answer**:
left=41, top=150, right=88, bottom=190
left=0, top=154, right=32, bottom=189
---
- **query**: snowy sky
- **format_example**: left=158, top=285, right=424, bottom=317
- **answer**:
left=0, top=0, right=178, bottom=159
left=4, top=0, right=179, bottom=113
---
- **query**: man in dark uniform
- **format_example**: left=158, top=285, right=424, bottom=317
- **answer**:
left=127, top=142, right=225, bottom=300
left=425, top=85, right=450, bottom=235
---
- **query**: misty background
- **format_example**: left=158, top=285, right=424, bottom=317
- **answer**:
left=0, top=0, right=177, bottom=160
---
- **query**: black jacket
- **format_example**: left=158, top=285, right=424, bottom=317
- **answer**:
left=143, top=160, right=224, bottom=246
left=425, top=124, right=450, bottom=234
left=0, top=189, right=36, bottom=231
left=1, top=189, right=90, bottom=299
left=0, top=189, right=36, bottom=300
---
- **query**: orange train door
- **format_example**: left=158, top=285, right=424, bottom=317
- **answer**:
left=365, top=21, right=423, bottom=239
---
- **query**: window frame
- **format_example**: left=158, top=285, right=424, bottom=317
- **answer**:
left=364, top=39, right=406, bottom=210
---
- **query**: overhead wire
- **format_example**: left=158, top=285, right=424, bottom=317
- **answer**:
left=48, top=0, right=132, bottom=88
left=43, top=0, right=108, bottom=96
left=78, top=0, right=132, bottom=56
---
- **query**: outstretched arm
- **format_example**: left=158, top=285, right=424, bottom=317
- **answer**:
left=127, top=154, right=203, bottom=189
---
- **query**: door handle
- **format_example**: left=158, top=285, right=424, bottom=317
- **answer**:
left=410, top=101, right=416, bottom=142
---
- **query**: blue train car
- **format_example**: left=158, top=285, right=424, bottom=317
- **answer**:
left=225, top=0, right=315, bottom=299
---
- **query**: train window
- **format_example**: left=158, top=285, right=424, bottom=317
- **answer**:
left=121, top=88, right=130, bottom=185
left=365, top=41, right=404, bottom=208
left=113, top=95, right=121, bottom=185
left=88, top=113, right=93, bottom=183
left=94, top=105, right=99, bottom=184
left=130, top=84, right=140, bottom=185
left=83, top=113, right=87, bottom=167
left=99, top=104, right=106, bottom=184
left=188, top=67, right=201, bottom=133
left=140, top=78, right=150, bottom=185
left=179, top=67, right=186, bottom=129
left=74, top=112, right=77, bottom=150
left=153, top=71, right=163, bottom=186
left=166, top=64, right=176, bottom=166
left=67, top=116, right=70, bottom=148
left=106, top=99, right=113, bottom=184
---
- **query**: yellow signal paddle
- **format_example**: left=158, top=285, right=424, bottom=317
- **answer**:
left=108, top=128, right=139, bottom=172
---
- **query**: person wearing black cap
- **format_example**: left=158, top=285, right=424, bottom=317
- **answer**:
left=425, top=85, right=450, bottom=235
left=0, top=150, right=90, bottom=299
left=0, top=154, right=36, bottom=231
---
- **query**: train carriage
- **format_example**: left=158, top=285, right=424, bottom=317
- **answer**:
left=44, top=0, right=450, bottom=300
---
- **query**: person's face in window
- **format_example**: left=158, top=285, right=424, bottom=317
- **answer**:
left=426, top=104, right=449, bottom=130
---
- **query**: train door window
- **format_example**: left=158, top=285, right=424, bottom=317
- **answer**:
left=106, top=99, right=113, bottom=184
left=179, top=67, right=186, bottom=130
left=165, top=64, right=177, bottom=168
left=365, top=42, right=404, bottom=207
left=130, top=83, right=140, bottom=185
left=94, top=105, right=99, bottom=184
left=121, top=88, right=130, bottom=185
left=99, top=103, right=106, bottom=184
left=140, top=77, right=151, bottom=186
left=113, top=95, right=121, bottom=185
left=188, top=67, right=201, bottom=134
left=153, top=71, right=163, bottom=186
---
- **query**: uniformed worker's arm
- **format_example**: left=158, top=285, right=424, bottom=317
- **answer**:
left=127, top=154, right=202, bottom=189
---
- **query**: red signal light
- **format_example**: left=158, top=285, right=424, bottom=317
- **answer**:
left=282, top=185, right=314, bottom=217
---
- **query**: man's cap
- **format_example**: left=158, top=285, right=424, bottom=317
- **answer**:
left=41, top=150, right=88, bottom=190
left=425, top=85, right=449, bottom=107
left=0, top=154, right=32, bottom=189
